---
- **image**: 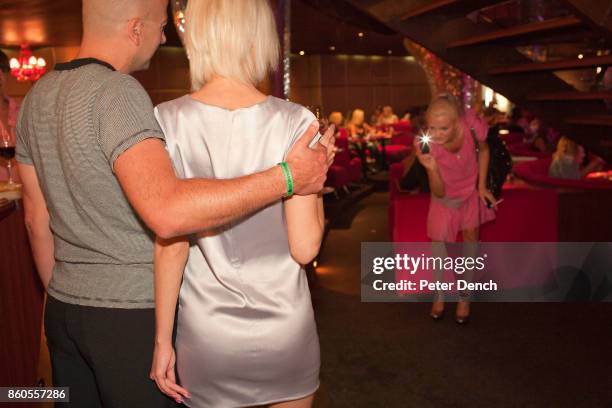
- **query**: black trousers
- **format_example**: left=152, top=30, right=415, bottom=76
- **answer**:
left=44, top=296, right=177, bottom=408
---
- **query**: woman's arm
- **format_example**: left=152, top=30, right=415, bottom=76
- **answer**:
left=347, top=123, right=357, bottom=140
left=580, top=156, right=605, bottom=177
left=425, top=165, right=445, bottom=198
left=284, top=193, right=324, bottom=265
left=150, top=236, right=190, bottom=403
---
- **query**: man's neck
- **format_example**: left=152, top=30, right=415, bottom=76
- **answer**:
left=75, top=42, right=132, bottom=74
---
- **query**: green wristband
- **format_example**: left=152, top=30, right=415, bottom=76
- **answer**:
left=279, top=162, right=294, bottom=197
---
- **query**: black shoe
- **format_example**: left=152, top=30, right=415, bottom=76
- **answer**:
left=455, top=299, right=470, bottom=325
left=455, top=314, right=470, bottom=325
left=430, top=310, right=445, bottom=321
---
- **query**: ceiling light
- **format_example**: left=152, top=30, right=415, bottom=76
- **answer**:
left=596, top=66, right=602, bottom=74
left=577, top=54, right=584, bottom=59
left=387, top=50, right=392, bottom=55
left=329, top=46, right=335, bottom=51
left=358, top=32, right=364, bottom=38
left=299, top=50, right=305, bottom=56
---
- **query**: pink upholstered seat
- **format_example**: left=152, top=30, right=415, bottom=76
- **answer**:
left=514, top=158, right=612, bottom=190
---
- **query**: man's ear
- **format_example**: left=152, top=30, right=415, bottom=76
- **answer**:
left=127, top=17, right=143, bottom=46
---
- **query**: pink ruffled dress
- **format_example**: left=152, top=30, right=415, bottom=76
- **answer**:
left=426, top=110, right=496, bottom=242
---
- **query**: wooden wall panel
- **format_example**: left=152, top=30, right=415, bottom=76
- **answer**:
left=319, top=56, right=347, bottom=86
left=291, top=54, right=431, bottom=118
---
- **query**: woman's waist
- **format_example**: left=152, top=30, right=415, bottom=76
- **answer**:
left=432, top=189, right=478, bottom=208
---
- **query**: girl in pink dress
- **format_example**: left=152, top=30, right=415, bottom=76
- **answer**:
left=415, top=94, right=496, bottom=324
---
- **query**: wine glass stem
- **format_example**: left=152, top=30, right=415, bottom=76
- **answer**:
left=7, top=160, right=12, bottom=184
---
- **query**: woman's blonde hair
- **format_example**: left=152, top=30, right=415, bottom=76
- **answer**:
left=554, top=136, right=578, bottom=161
left=184, top=0, right=280, bottom=90
left=349, top=109, right=365, bottom=125
left=426, top=94, right=462, bottom=123
left=328, top=111, right=344, bottom=127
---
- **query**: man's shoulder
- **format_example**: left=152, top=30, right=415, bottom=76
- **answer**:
left=98, top=70, right=147, bottom=96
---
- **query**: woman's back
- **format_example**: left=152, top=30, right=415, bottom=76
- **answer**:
left=154, top=95, right=320, bottom=407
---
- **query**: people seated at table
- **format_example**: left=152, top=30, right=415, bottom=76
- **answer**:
left=376, top=105, right=399, bottom=126
left=549, top=136, right=605, bottom=180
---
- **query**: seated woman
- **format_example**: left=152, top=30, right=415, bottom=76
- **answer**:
left=328, top=111, right=345, bottom=136
left=549, top=136, right=604, bottom=179
left=347, top=108, right=381, bottom=172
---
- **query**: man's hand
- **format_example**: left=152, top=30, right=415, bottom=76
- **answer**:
left=320, top=124, right=337, bottom=165
left=287, top=121, right=335, bottom=195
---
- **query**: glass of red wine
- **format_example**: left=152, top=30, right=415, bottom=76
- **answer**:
left=1, top=127, right=16, bottom=184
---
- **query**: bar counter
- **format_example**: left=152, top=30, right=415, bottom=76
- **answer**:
left=0, top=199, right=44, bottom=388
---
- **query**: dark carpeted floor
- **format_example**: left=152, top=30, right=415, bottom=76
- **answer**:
left=311, top=192, right=612, bottom=408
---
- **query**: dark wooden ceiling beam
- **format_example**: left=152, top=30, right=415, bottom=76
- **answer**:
left=561, top=0, right=612, bottom=36
left=566, top=115, right=612, bottom=126
left=489, top=55, right=612, bottom=74
left=447, top=15, right=583, bottom=48
left=400, top=0, right=457, bottom=20
left=399, top=0, right=512, bottom=21
left=528, top=91, right=612, bottom=101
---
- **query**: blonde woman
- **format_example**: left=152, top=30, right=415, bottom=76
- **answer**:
left=328, top=111, right=344, bottom=129
left=150, top=1, right=330, bottom=406
left=415, top=95, right=495, bottom=324
left=347, top=108, right=374, bottom=140
left=347, top=108, right=381, bottom=171
left=548, top=136, right=604, bottom=179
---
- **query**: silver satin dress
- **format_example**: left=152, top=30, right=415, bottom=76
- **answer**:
left=154, top=95, right=320, bottom=407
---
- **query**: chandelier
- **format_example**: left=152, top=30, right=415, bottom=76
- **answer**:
left=9, top=44, right=46, bottom=82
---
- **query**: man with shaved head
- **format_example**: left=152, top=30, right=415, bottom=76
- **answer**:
left=16, top=0, right=331, bottom=406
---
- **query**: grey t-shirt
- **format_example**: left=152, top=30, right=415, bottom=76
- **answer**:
left=16, top=59, right=164, bottom=308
